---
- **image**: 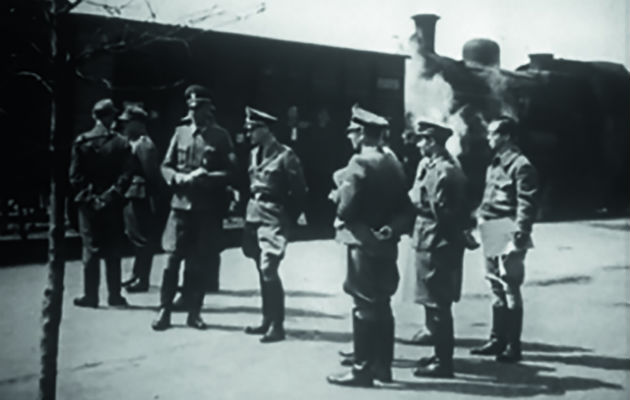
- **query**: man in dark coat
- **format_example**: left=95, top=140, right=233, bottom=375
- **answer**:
left=242, top=106, right=308, bottom=343
left=151, top=85, right=235, bottom=331
left=409, top=120, right=468, bottom=378
left=327, top=105, right=413, bottom=387
left=69, top=99, right=133, bottom=308
left=119, top=105, right=162, bottom=292
left=469, top=116, right=538, bottom=363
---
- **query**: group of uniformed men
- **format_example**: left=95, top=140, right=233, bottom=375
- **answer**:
left=69, top=84, right=538, bottom=386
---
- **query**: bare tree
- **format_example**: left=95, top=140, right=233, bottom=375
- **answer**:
left=2, top=1, right=265, bottom=399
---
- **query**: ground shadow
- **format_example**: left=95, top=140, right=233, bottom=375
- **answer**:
left=526, top=354, right=630, bottom=371
left=385, top=358, right=623, bottom=397
left=200, top=305, right=344, bottom=319
left=525, top=275, right=592, bottom=287
left=588, top=221, right=630, bottom=231
left=395, top=337, right=591, bottom=353
left=194, top=323, right=353, bottom=343
left=211, top=289, right=333, bottom=298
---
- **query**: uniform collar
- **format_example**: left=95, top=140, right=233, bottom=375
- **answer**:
left=251, top=137, right=283, bottom=171
left=260, top=136, right=282, bottom=158
left=360, top=144, right=381, bottom=155
left=427, top=147, right=452, bottom=168
left=493, top=144, right=521, bottom=168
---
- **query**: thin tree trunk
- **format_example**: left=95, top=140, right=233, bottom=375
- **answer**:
left=39, top=1, right=66, bottom=398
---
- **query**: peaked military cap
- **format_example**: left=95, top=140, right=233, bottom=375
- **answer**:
left=415, top=120, right=453, bottom=143
left=350, top=104, right=389, bottom=128
left=92, top=98, right=118, bottom=117
left=185, top=84, right=216, bottom=110
left=118, top=104, right=148, bottom=121
left=244, top=106, right=278, bottom=129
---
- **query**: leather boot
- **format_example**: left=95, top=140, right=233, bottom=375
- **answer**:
left=245, top=280, right=271, bottom=334
left=470, top=306, right=507, bottom=355
left=126, top=247, right=152, bottom=292
left=260, top=321, right=285, bottom=343
left=126, top=279, right=149, bottom=293
left=338, top=308, right=356, bottom=363
left=186, top=312, right=208, bottom=330
left=414, top=307, right=454, bottom=378
left=205, top=252, right=220, bottom=293
left=416, top=355, right=437, bottom=368
left=245, top=318, right=271, bottom=335
left=260, top=280, right=285, bottom=343
left=160, top=255, right=181, bottom=309
left=327, top=316, right=374, bottom=387
left=371, top=316, right=394, bottom=383
left=339, top=314, right=358, bottom=365
left=152, top=308, right=171, bottom=331
left=497, top=308, right=523, bottom=363
left=105, top=257, right=128, bottom=306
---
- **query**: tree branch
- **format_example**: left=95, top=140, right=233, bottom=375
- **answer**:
left=73, top=67, right=186, bottom=92
left=83, top=0, right=133, bottom=16
left=57, top=0, right=86, bottom=15
left=15, top=71, right=53, bottom=94
left=143, top=0, right=156, bottom=20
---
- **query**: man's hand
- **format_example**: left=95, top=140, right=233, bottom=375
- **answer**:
left=188, top=167, right=207, bottom=180
left=328, top=189, right=339, bottom=203
left=372, top=225, right=393, bottom=241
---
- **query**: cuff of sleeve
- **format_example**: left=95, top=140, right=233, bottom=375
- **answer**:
left=172, top=173, right=186, bottom=186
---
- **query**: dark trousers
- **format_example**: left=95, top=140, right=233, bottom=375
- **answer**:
left=159, top=252, right=206, bottom=314
left=81, top=255, right=122, bottom=301
left=78, top=204, right=124, bottom=301
left=124, top=198, right=156, bottom=284
left=243, top=222, right=287, bottom=325
left=425, top=304, right=454, bottom=365
left=160, top=209, right=222, bottom=315
left=256, top=256, right=284, bottom=324
left=130, top=246, right=153, bottom=284
left=352, top=296, right=395, bottom=377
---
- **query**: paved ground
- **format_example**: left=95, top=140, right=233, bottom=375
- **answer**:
left=0, top=219, right=629, bottom=399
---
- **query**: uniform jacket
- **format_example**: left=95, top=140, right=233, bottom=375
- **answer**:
left=479, top=145, right=538, bottom=233
left=410, top=148, right=468, bottom=251
left=245, top=138, right=307, bottom=226
left=410, top=148, right=468, bottom=306
left=333, top=146, right=414, bottom=252
left=69, top=123, right=133, bottom=209
left=161, top=120, right=234, bottom=212
left=125, top=135, right=161, bottom=200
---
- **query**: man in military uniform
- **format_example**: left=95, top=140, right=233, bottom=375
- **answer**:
left=409, top=121, right=469, bottom=378
left=118, top=105, right=161, bottom=293
left=151, top=85, right=235, bottom=331
left=470, top=116, right=538, bottom=363
left=242, top=106, right=307, bottom=343
left=327, top=105, right=413, bottom=387
left=69, top=98, right=132, bottom=308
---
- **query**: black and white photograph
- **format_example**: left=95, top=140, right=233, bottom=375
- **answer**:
left=1, top=0, right=629, bottom=398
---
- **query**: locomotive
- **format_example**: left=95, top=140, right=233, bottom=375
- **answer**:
left=406, top=14, right=629, bottom=218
